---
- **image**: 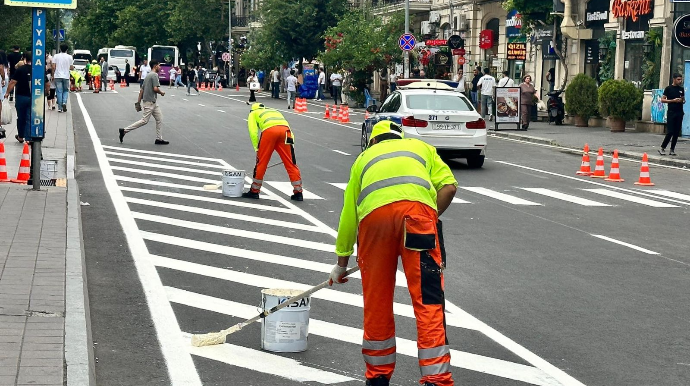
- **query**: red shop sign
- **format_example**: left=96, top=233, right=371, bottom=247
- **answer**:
left=452, top=48, right=466, bottom=56
left=611, top=0, right=652, bottom=22
left=479, top=30, right=494, bottom=49
left=425, top=39, right=448, bottom=46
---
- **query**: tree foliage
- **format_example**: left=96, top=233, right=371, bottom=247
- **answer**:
left=242, top=27, right=286, bottom=71
left=502, top=0, right=553, bottom=32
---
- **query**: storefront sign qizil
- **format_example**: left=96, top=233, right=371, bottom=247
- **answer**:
left=506, top=43, right=526, bottom=60
left=611, top=0, right=652, bottom=22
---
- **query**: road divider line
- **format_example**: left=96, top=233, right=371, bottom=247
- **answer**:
left=217, top=110, right=225, bottom=113
left=167, top=287, right=560, bottom=386
left=590, top=234, right=659, bottom=255
left=328, top=182, right=348, bottom=190
left=104, top=150, right=229, bottom=169
left=521, top=188, right=611, bottom=207
left=108, top=158, right=225, bottom=177
left=583, top=189, right=677, bottom=208
left=460, top=187, right=542, bottom=206
left=102, top=145, right=224, bottom=163
left=332, top=149, right=351, bottom=156
left=451, top=197, right=471, bottom=204
left=198, top=104, right=205, bottom=107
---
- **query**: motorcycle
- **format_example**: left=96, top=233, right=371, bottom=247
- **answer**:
left=547, top=90, right=564, bottom=125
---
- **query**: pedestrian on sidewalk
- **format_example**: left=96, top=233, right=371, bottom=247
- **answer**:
left=470, top=68, right=481, bottom=107
left=317, top=67, right=325, bottom=101
left=329, top=120, right=457, bottom=386
left=139, top=59, right=151, bottom=88
left=271, top=67, right=281, bottom=99
left=389, top=71, right=398, bottom=93
left=519, top=75, right=538, bottom=130
left=46, top=68, right=57, bottom=110
left=497, top=70, right=514, bottom=87
left=247, top=70, right=259, bottom=102
left=168, top=66, right=177, bottom=89
left=4, top=51, right=32, bottom=143
left=7, top=46, right=22, bottom=102
left=659, top=73, right=685, bottom=156
left=185, top=65, right=199, bottom=95
left=0, top=50, right=8, bottom=137
left=478, top=68, right=496, bottom=121
left=242, top=103, right=303, bottom=201
left=281, top=63, right=290, bottom=93
left=53, top=43, right=73, bottom=113
left=119, top=60, right=168, bottom=145
left=330, top=71, right=343, bottom=105
left=286, top=70, right=298, bottom=109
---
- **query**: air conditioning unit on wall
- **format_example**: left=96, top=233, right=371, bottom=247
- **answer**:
left=456, top=15, right=468, bottom=31
left=429, top=11, right=441, bottom=24
left=421, top=21, right=436, bottom=36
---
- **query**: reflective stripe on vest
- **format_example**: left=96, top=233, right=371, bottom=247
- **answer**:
left=363, top=353, right=396, bottom=366
left=357, top=176, right=431, bottom=205
left=362, top=337, right=396, bottom=351
left=257, top=109, right=289, bottom=130
left=418, top=345, right=450, bottom=360
left=420, top=361, right=450, bottom=376
left=360, top=151, right=427, bottom=183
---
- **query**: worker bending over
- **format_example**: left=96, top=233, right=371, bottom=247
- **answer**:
left=330, top=120, right=458, bottom=386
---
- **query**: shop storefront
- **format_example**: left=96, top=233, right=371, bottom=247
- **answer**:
left=612, top=0, right=653, bottom=87
left=584, top=0, right=608, bottom=81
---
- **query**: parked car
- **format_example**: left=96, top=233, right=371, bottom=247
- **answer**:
left=362, top=81, right=487, bottom=168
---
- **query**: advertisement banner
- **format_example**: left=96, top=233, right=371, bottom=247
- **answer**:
left=495, top=87, right=521, bottom=126
left=651, top=89, right=667, bottom=124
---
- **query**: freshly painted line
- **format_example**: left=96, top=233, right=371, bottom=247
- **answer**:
left=76, top=94, right=202, bottom=385
left=125, top=197, right=326, bottom=233
left=102, top=145, right=224, bottom=163
left=583, top=189, right=678, bottom=208
left=264, top=181, right=325, bottom=200
left=494, top=160, right=690, bottom=206
left=461, top=187, right=542, bottom=206
left=108, top=158, right=225, bottom=177
left=110, top=166, right=224, bottom=185
left=118, top=186, right=295, bottom=214
left=328, top=182, right=348, bottom=190
left=104, top=150, right=228, bottom=169
left=183, top=98, right=188, bottom=101
left=115, top=175, right=272, bottom=200
left=198, top=104, right=205, bottom=107
left=649, top=190, right=690, bottom=203
left=451, top=197, right=471, bottom=204
left=133, top=212, right=335, bottom=252
left=217, top=109, right=225, bottom=113
left=332, top=149, right=351, bottom=156
left=590, top=234, right=660, bottom=255
left=521, top=188, right=611, bottom=207
left=168, top=288, right=559, bottom=386
left=183, top=333, right=354, bottom=384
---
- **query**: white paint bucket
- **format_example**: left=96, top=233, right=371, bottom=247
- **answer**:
left=260, top=289, right=310, bottom=353
left=222, top=170, right=245, bottom=198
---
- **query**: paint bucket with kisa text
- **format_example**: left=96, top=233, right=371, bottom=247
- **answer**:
left=222, top=170, right=245, bottom=198
left=260, top=289, right=311, bottom=352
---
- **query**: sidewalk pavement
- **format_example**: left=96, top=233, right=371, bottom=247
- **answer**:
left=0, top=98, right=95, bottom=386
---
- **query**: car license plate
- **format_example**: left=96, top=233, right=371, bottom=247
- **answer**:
left=433, top=123, right=460, bottom=130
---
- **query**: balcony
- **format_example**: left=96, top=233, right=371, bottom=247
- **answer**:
left=372, top=0, right=432, bottom=16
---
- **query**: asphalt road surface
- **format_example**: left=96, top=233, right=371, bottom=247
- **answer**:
left=71, top=85, right=690, bottom=386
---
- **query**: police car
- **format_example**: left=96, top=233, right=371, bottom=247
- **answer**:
left=362, top=80, right=487, bottom=168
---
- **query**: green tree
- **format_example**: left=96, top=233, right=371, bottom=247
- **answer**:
left=242, top=27, right=286, bottom=71
left=0, top=5, right=32, bottom=53
left=502, top=0, right=552, bottom=32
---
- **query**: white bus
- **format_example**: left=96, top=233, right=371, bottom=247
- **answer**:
left=147, top=45, right=180, bottom=84
left=72, top=49, right=92, bottom=73
left=108, top=45, right=138, bottom=73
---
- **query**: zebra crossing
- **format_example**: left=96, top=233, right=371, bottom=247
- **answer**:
left=95, top=144, right=587, bottom=385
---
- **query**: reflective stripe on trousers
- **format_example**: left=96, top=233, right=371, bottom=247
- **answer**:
left=291, top=179, right=303, bottom=193
left=250, top=178, right=263, bottom=192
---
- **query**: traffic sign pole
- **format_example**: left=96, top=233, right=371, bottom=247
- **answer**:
left=404, top=0, right=409, bottom=78
left=32, top=8, right=47, bottom=190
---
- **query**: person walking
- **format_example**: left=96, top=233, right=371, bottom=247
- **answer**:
left=119, top=60, right=168, bottom=145
left=271, top=67, right=281, bottom=99
left=329, top=120, right=457, bottom=386
left=100, top=56, right=108, bottom=92
left=0, top=50, right=8, bottom=138
left=497, top=70, right=515, bottom=87
left=89, top=60, right=101, bottom=93
left=185, top=65, right=199, bottom=95
left=46, top=68, right=57, bottom=110
left=281, top=64, right=290, bottom=94
left=174, top=66, right=185, bottom=88
left=139, top=59, right=151, bottom=88
left=168, top=66, right=177, bottom=89
left=389, top=71, right=398, bottom=93
left=519, top=75, right=538, bottom=130
left=453, top=68, right=466, bottom=96
left=4, top=51, right=32, bottom=143
left=247, top=70, right=259, bottom=102
left=7, top=46, right=22, bottom=102
left=330, top=71, right=343, bottom=105
left=124, top=59, right=131, bottom=87
left=470, top=68, right=482, bottom=108
left=285, top=70, right=298, bottom=109
left=197, top=66, right=206, bottom=89
left=242, top=103, right=303, bottom=201
left=659, top=73, right=685, bottom=156
left=478, top=68, right=496, bottom=121
left=52, top=43, right=73, bottom=113
left=317, top=67, right=326, bottom=101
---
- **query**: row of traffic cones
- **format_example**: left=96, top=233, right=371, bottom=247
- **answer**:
left=322, top=104, right=350, bottom=123
left=294, top=98, right=308, bottom=113
left=0, top=142, right=31, bottom=184
left=576, top=144, right=654, bottom=186
left=199, top=83, right=223, bottom=91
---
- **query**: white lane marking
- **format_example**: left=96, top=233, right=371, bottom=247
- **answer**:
left=328, top=183, right=348, bottom=190
left=460, top=187, right=542, bottom=206
left=102, top=145, right=224, bottom=163
left=152, top=256, right=431, bottom=323
left=521, top=188, right=611, bottom=207
left=125, top=197, right=326, bottom=233
left=111, top=166, right=223, bottom=185
left=108, top=158, right=224, bottom=177
left=452, top=197, right=471, bottom=204
left=217, top=109, right=226, bottom=113
left=494, top=160, right=690, bottom=206
left=168, top=287, right=560, bottom=386
left=114, top=175, right=272, bottom=201
left=183, top=333, right=354, bottom=384
left=76, top=94, right=202, bottom=385
left=590, top=234, right=660, bottom=255
left=183, top=98, right=189, bottom=101
left=198, top=104, right=205, bottom=107
left=583, top=189, right=678, bottom=208
left=104, top=151, right=228, bottom=169
left=332, top=149, right=351, bottom=156
left=118, top=186, right=294, bottom=214
left=133, top=212, right=335, bottom=252
left=264, top=181, right=325, bottom=200
left=649, top=190, right=690, bottom=203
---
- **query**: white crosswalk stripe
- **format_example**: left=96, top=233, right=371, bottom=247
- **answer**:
left=521, top=188, right=611, bottom=207
left=460, top=187, right=542, bottom=206
left=265, top=181, right=325, bottom=200
left=583, top=189, right=678, bottom=208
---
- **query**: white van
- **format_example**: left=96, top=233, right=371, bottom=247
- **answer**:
left=73, top=49, right=92, bottom=73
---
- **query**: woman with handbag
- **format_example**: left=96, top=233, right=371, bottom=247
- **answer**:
left=247, top=70, right=259, bottom=102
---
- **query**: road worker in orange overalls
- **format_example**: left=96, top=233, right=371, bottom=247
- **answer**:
left=242, top=103, right=303, bottom=201
left=329, top=120, right=458, bottom=386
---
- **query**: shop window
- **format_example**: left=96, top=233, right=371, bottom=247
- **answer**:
left=442, top=24, right=451, bottom=40
left=624, top=41, right=644, bottom=88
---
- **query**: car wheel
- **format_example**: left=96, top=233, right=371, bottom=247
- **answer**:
left=466, top=155, right=485, bottom=169
left=360, top=124, right=368, bottom=152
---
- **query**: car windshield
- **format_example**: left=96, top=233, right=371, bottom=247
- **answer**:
left=73, top=59, right=88, bottom=66
left=110, top=49, right=134, bottom=58
left=406, top=94, right=474, bottom=111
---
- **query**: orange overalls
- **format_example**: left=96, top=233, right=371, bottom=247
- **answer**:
left=358, top=200, right=452, bottom=386
left=249, top=125, right=302, bottom=194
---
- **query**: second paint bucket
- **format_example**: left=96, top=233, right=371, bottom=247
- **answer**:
left=260, top=289, right=311, bottom=353
left=222, top=170, right=245, bottom=198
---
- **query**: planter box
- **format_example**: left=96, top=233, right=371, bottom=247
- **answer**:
left=635, top=120, right=666, bottom=134
left=588, top=117, right=606, bottom=127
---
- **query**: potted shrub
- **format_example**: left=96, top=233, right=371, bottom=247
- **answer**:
left=598, top=79, right=643, bottom=132
left=565, top=73, right=599, bottom=127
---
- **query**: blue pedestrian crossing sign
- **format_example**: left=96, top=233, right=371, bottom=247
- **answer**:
left=53, top=29, right=65, bottom=41
left=5, top=0, right=77, bottom=9
left=399, top=34, right=416, bottom=51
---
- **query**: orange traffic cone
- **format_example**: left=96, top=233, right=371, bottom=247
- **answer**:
left=634, top=153, right=655, bottom=186
left=340, top=105, right=350, bottom=123
left=302, top=98, right=308, bottom=113
left=590, top=147, right=607, bottom=178
left=200, top=83, right=206, bottom=91
left=331, top=105, right=338, bottom=120
left=11, top=143, right=30, bottom=184
left=210, top=83, right=216, bottom=91
left=120, top=78, right=126, bottom=88
left=109, top=79, right=115, bottom=91
left=364, top=110, right=370, bottom=120
left=218, top=83, right=223, bottom=91
left=576, top=144, right=593, bottom=176
left=323, top=104, right=330, bottom=119
left=236, top=83, right=240, bottom=91
left=605, top=149, right=624, bottom=182
left=337, top=105, right=344, bottom=121
left=0, top=143, right=10, bottom=182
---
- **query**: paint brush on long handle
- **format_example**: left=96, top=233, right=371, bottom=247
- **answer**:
left=190, top=266, right=359, bottom=347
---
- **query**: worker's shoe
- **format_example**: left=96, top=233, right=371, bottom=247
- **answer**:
left=364, top=376, right=389, bottom=386
left=119, top=128, right=126, bottom=143
left=242, top=191, right=260, bottom=199
left=423, top=383, right=438, bottom=386
left=290, top=192, right=303, bottom=201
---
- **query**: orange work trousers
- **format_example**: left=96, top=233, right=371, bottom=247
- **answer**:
left=93, top=76, right=101, bottom=92
left=250, top=125, right=302, bottom=193
left=358, top=200, right=453, bottom=386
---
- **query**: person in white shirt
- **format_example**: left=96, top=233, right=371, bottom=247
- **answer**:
left=52, top=43, right=74, bottom=113
left=497, top=70, right=515, bottom=88
left=389, top=71, right=398, bottom=92
left=139, top=60, right=151, bottom=88
left=286, top=70, right=299, bottom=109
left=453, top=68, right=466, bottom=94
left=317, top=68, right=325, bottom=101
left=169, top=67, right=177, bottom=88
left=478, top=68, right=496, bottom=121
left=330, top=71, right=343, bottom=105
left=271, top=67, right=281, bottom=98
